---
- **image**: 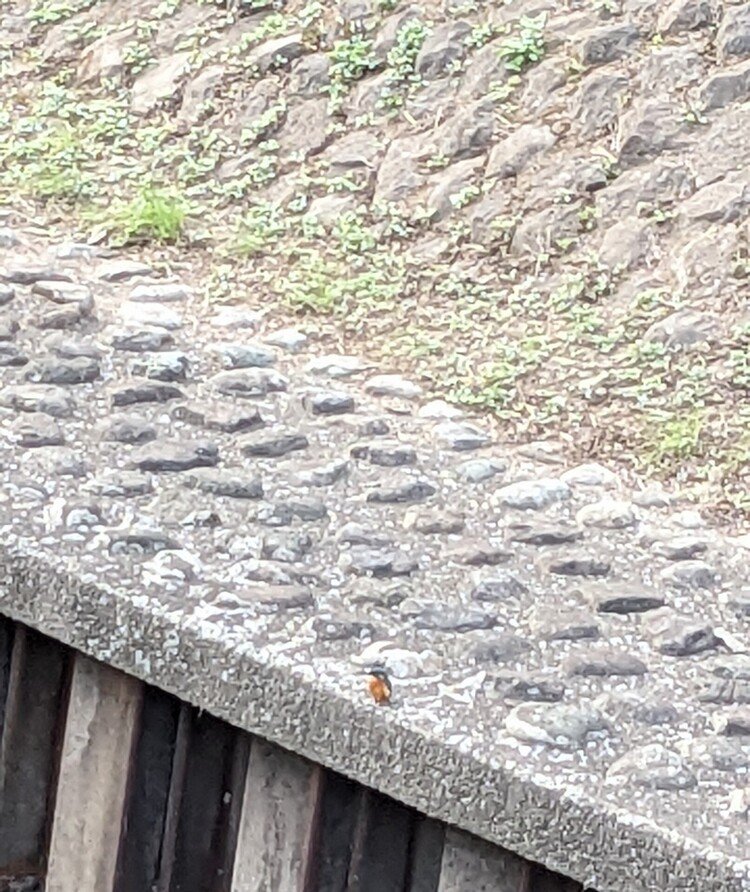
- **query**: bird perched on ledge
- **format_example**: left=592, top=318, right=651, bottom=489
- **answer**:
left=366, top=666, right=392, bottom=706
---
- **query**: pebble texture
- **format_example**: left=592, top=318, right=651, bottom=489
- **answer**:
left=1, top=240, right=750, bottom=892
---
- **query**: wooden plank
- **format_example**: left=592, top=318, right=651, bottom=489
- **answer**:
left=154, top=703, right=192, bottom=892
left=45, top=654, right=142, bottom=892
left=306, top=772, right=361, bottom=892
left=168, top=710, right=246, bottom=892
left=437, top=829, right=529, bottom=892
left=115, top=687, right=182, bottom=892
left=230, top=739, right=321, bottom=892
left=407, top=816, right=445, bottom=892
left=0, top=617, right=12, bottom=736
left=0, top=626, right=70, bottom=877
left=346, top=789, right=414, bottom=892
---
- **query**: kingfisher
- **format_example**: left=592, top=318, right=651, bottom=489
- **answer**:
left=366, top=666, right=392, bottom=705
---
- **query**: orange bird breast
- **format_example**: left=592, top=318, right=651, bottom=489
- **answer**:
left=368, top=676, right=391, bottom=705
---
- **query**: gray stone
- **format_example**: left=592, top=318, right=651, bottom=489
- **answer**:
left=132, top=52, right=191, bottom=114
left=86, top=471, right=153, bottom=498
left=103, top=415, right=157, bottom=445
left=174, top=402, right=263, bottom=434
left=591, top=587, right=666, bottom=614
left=506, top=522, right=583, bottom=546
left=679, top=736, right=750, bottom=772
left=545, top=554, right=611, bottom=577
left=645, top=609, right=719, bottom=656
left=414, top=606, right=496, bottom=633
left=576, top=499, right=637, bottom=529
left=469, top=634, right=531, bottom=665
left=345, top=545, right=418, bottom=578
left=698, top=59, right=750, bottom=111
left=312, top=616, right=374, bottom=642
left=295, top=459, right=350, bottom=487
left=132, top=352, right=190, bottom=383
left=307, top=391, right=355, bottom=415
left=405, top=510, right=464, bottom=535
left=579, top=23, right=640, bottom=65
left=351, top=442, right=417, bottom=467
left=111, top=330, right=175, bottom=352
left=486, top=125, right=555, bottom=179
left=11, top=414, right=64, bottom=447
left=242, top=432, right=309, bottom=458
left=606, top=744, right=697, bottom=790
left=455, top=459, right=504, bottom=483
left=505, top=703, right=607, bottom=748
left=660, top=560, right=718, bottom=590
left=658, top=0, right=716, bottom=33
left=97, top=260, right=153, bottom=282
left=248, top=33, right=306, bottom=73
left=651, top=536, right=708, bottom=561
left=414, top=21, right=471, bottom=78
left=645, top=309, right=720, bottom=348
left=471, top=572, right=528, bottom=602
left=447, top=541, right=511, bottom=567
left=211, top=369, right=288, bottom=398
left=367, top=480, right=437, bottom=504
left=496, top=478, right=570, bottom=510
left=529, top=606, right=600, bottom=641
left=680, top=180, right=750, bottom=224
left=182, top=470, right=263, bottom=500
left=365, top=374, right=422, bottom=400
left=112, top=383, right=184, bottom=407
left=493, top=674, right=565, bottom=703
left=718, top=5, right=750, bottom=60
left=212, top=342, right=277, bottom=369
left=565, top=651, right=648, bottom=678
left=0, top=385, right=75, bottom=418
left=130, top=441, right=219, bottom=472
left=435, top=422, right=491, bottom=451
left=24, top=357, right=100, bottom=386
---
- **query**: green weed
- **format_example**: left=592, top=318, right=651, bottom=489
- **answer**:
left=498, top=14, right=546, bottom=72
left=106, top=186, right=189, bottom=244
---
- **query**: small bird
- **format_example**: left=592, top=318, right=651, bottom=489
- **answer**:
left=366, top=666, right=392, bottom=706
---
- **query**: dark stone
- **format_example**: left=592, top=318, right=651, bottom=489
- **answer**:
left=131, top=441, right=219, bottom=472
left=506, top=523, right=583, bottom=546
left=545, top=554, right=611, bottom=577
left=592, top=588, right=666, bottom=614
left=12, top=414, right=64, bottom=447
left=24, top=357, right=100, bottom=386
left=351, top=442, right=417, bottom=467
left=0, top=344, right=28, bottom=367
left=337, top=523, right=392, bottom=547
left=493, top=674, right=565, bottom=703
left=87, top=471, right=153, bottom=497
left=471, top=573, right=528, bottom=602
left=308, top=391, right=355, bottom=415
left=132, top=352, right=191, bottom=382
left=414, top=607, right=496, bottom=633
left=242, top=432, right=309, bottom=458
left=103, top=415, right=157, bottom=444
left=565, top=651, right=648, bottom=677
left=448, top=541, right=512, bottom=567
left=645, top=610, right=718, bottom=657
left=182, top=470, right=263, bottom=500
left=367, top=480, right=437, bottom=504
left=296, top=459, right=350, bottom=487
left=579, top=24, right=640, bottom=65
left=0, top=385, right=75, bottom=418
left=346, top=546, right=417, bottom=578
left=245, top=584, right=314, bottom=612
left=113, top=383, right=185, bottom=406
left=360, top=419, right=390, bottom=436
left=36, top=305, right=87, bottom=329
left=530, top=606, right=600, bottom=642
left=109, top=530, right=180, bottom=556
left=212, top=369, right=288, bottom=398
left=112, top=330, right=175, bottom=352
left=173, top=402, right=264, bottom=434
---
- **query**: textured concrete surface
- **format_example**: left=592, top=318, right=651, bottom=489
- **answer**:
left=1, top=239, right=750, bottom=891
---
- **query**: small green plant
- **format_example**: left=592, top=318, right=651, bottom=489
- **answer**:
left=465, top=22, right=496, bottom=50
left=325, top=36, right=378, bottom=109
left=332, top=211, right=376, bottom=254
left=379, top=20, right=430, bottom=110
left=234, top=203, right=287, bottom=256
left=27, top=0, right=96, bottom=25
left=498, top=14, right=546, bottom=72
left=107, top=186, right=189, bottom=244
left=644, top=411, right=705, bottom=465
left=449, top=184, right=481, bottom=210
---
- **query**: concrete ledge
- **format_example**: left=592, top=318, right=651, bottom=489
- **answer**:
left=3, top=548, right=749, bottom=892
